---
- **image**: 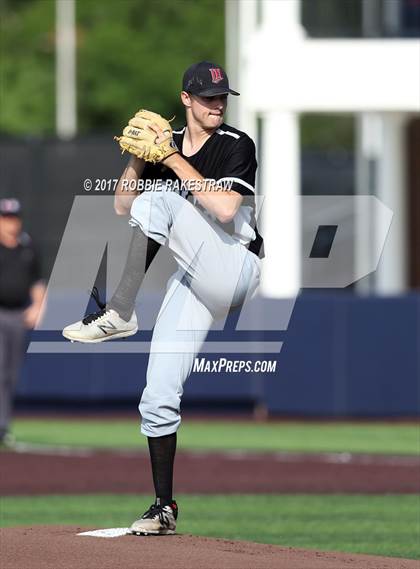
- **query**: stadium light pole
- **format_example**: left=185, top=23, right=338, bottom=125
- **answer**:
left=55, top=0, right=77, bottom=139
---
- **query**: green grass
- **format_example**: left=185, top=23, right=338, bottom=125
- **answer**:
left=1, top=494, right=419, bottom=559
left=11, top=418, right=420, bottom=455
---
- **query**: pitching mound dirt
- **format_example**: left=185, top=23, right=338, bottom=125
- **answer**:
left=1, top=526, right=417, bottom=569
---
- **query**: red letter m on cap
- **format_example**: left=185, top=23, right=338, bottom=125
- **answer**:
left=209, top=68, right=223, bottom=83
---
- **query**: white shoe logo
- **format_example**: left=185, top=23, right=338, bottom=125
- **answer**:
left=97, top=321, right=117, bottom=335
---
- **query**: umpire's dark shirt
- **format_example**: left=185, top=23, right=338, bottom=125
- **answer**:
left=0, top=235, right=41, bottom=309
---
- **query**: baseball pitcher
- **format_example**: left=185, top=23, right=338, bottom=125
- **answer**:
left=63, top=61, right=264, bottom=535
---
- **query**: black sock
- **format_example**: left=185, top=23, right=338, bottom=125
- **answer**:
left=108, top=227, right=161, bottom=321
left=147, top=433, right=177, bottom=506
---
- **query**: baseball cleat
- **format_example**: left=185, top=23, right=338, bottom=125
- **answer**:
left=130, top=500, right=178, bottom=536
left=62, top=287, right=138, bottom=343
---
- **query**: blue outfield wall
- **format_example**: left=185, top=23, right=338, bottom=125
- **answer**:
left=17, top=293, right=420, bottom=417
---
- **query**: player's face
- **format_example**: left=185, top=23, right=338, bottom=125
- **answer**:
left=183, top=92, right=228, bottom=130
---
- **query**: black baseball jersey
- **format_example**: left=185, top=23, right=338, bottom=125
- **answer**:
left=0, top=234, right=41, bottom=309
left=142, top=123, right=264, bottom=259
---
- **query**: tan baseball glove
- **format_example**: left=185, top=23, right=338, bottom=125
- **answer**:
left=114, top=109, right=179, bottom=164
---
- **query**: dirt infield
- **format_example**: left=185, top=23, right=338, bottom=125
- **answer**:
left=1, top=526, right=418, bottom=569
left=1, top=449, right=419, bottom=495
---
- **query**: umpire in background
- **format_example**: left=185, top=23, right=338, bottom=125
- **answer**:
left=0, top=198, right=46, bottom=446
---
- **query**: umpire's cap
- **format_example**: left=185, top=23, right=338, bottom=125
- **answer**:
left=182, top=61, right=240, bottom=97
left=0, top=198, right=22, bottom=217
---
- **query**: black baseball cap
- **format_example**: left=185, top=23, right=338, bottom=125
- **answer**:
left=0, top=198, right=22, bottom=217
left=182, top=61, right=240, bottom=97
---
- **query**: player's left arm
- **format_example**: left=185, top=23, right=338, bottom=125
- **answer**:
left=163, top=136, right=256, bottom=224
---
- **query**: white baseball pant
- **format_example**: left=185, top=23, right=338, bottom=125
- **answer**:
left=129, top=188, right=261, bottom=437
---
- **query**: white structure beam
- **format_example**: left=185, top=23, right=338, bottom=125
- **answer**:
left=225, top=0, right=258, bottom=140
left=261, top=111, right=301, bottom=297
left=56, top=0, right=77, bottom=139
left=356, top=112, right=409, bottom=295
left=374, top=113, right=410, bottom=294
